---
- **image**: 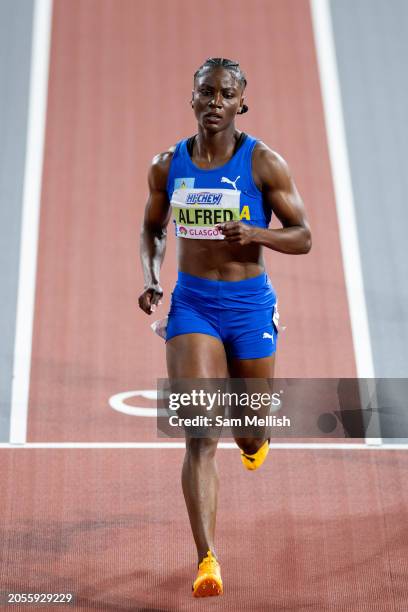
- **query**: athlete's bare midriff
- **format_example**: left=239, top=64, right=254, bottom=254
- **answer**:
left=178, top=238, right=265, bottom=281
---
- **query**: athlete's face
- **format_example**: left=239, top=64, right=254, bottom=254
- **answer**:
left=191, top=68, right=245, bottom=131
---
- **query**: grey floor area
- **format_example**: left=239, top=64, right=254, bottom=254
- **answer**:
left=0, top=0, right=34, bottom=441
left=330, top=0, right=408, bottom=378
left=330, top=0, right=408, bottom=442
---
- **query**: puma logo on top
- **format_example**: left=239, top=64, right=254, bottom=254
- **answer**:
left=221, top=175, right=240, bottom=190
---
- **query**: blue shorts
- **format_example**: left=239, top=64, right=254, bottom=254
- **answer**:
left=166, top=271, right=278, bottom=359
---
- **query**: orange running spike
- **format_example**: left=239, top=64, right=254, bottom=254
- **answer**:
left=192, top=551, right=223, bottom=597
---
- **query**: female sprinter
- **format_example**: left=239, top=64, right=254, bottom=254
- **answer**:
left=139, top=57, right=311, bottom=597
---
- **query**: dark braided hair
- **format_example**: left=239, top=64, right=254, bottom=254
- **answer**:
left=193, top=57, right=249, bottom=114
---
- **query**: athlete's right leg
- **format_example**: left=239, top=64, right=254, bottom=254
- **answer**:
left=166, top=333, right=228, bottom=564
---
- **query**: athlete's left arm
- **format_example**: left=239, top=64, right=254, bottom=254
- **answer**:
left=219, top=145, right=312, bottom=254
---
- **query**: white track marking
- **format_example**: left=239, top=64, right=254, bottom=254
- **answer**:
left=310, top=0, right=382, bottom=445
left=310, top=0, right=375, bottom=378
left=2, top=442, right=407, bottom=450
left=9, top=0, right=53, bottom=444
left=109, top=390, right=158, bottom=417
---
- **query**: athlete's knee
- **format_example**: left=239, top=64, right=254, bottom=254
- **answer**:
left=234, top=436, right=264, bottom=455
left=185, top=437, right=218, bottom=460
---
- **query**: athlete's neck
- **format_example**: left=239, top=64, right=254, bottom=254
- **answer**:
left=195, top=125, right=241, bottom=164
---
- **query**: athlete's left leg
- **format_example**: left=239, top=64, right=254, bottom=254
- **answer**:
left=228, top=354, right=276, bottom=455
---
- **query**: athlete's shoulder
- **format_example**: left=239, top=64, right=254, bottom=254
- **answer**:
left=149, top=145, right=177, bottom=189
left=151, top=144, right=176, bottom=170
left=150, top=136, right=188, bottom=173
left=252, top=140, right=292, bottom=188
left=252, top=140, right=288, bottom=166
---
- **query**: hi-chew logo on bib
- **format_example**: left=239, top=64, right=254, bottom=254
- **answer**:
left=186, top=192, right=223, bottom=205
left=171, top=187, right=240, bottom=240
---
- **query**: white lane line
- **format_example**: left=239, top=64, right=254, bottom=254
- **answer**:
left=9, top=0, right=53, bottom=444
left=310, top=0, right=375, bottom=379
left=310, top=0, right=382, bottom=446
left=1, top=442, right=406, bottom=450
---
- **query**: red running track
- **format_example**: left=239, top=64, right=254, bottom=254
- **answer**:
left=1, top=448, right=408, bottom=610
left=28, top=0, right=355, bottom=443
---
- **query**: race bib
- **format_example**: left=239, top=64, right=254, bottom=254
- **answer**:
left=171, top=188, right=240, bottom=239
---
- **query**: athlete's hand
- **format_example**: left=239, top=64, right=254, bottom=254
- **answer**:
left=138, top=284, right=163, bottom=315
left=216, top=221, right=255, bottom=245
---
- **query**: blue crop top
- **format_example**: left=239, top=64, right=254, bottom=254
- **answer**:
left=166, top=133, right=272, bottom=240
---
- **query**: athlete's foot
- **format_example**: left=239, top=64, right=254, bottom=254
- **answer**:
left=192, top=550, right=223, bottom=597
left=240, top=438, right=270, bottom=471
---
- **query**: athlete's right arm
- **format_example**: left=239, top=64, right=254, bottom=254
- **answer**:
left=139, top=149, right=174, bottom=315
